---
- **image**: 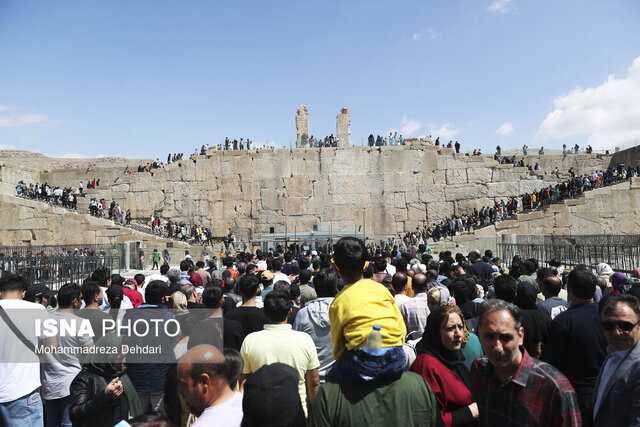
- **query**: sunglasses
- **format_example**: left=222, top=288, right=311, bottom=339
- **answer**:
left=601, top=321, right=639, bottom=332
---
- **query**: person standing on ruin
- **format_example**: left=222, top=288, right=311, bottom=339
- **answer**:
left=454, top=141, right=460, bottom=153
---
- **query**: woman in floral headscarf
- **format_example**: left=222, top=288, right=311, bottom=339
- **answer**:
left=410, top=304, right=479, bottom=426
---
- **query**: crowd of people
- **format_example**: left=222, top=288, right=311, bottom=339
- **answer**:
left=367, top=132, right=406, bottom=147
left=387, top=165, right=636, bottom=248
left=3, top=237, right=640, bottom=426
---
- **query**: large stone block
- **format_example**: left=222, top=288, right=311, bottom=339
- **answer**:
left=445, top=184, right=487, bottom=201
left=467, top=167, right=493, bottom=184
left=284, top=177, right=313, bottom=197
left=446, top=169, right=467, bottom=185
left=426, top=202, right=455, bottom=222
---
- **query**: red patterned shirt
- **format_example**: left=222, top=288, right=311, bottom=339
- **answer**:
left=471, top=347, right=582, bottom=427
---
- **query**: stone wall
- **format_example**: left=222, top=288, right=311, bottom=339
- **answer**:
left=0, top=193, right=195, bottom=257
left=610, top=145, right=640, bottom=170
left=32, top=142, right=565, bottom=241
left=472, top=178, right=640, bottom=237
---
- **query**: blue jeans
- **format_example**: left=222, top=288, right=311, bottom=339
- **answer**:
left=44, top=396, right=71, bottom=427
left=0, top=389, right=44, bottom=427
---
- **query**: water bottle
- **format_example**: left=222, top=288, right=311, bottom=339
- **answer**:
left=364, top=325, right=383, bottom=350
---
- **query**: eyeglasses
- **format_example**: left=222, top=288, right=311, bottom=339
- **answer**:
left=601, top=320, right=639, bottom=332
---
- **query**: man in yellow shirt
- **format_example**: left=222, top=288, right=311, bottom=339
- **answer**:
left=326, top=237, right=407, bottom=382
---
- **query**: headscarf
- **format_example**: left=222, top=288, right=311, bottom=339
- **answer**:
left=86, top=333, right=143, bottom=418
left=416, top=304, right=472, bottom=390
left=427, top=286, right=451, bottom=305
left=611, top=272, right=630, bottom=295
left=596, top=263, right=614, bottom=276
left=632, top=268, right=640, bottom=280
left=514, top=281, right=538, bottom=310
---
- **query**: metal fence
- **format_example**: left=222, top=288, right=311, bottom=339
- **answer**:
left=0, top=255, right=121, bottom=290
left=496, top=242, right=640, bottom=273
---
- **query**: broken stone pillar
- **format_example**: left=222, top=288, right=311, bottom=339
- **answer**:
left=296, top=105, right=310, bottom=148
left=336, top=108, right=351, bottom=147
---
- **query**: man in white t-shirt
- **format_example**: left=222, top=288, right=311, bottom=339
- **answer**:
left=177, top=344, right=243, bottom=427
left=0, top=275, right=52, bottom=426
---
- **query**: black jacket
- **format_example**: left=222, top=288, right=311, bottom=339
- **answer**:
left=69, top=369, right=130, bottom=427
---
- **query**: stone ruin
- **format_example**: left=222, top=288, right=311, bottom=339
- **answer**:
left=336, top=108, right=351, bottom=147
left=295, top=105, right=310, bottom=148
left=296, top=105, right=351, bottom=148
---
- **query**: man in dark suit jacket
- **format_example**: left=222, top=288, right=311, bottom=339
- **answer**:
left=593, top=294, right=640, bottom=427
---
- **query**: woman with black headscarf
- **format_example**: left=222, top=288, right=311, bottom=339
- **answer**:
left=69, top=333, right=143, bottom=426
left=409, top=304, right=478, bottom=427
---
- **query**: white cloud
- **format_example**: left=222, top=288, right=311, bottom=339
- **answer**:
left=487, top=0, right=512, bottom=14
left=412, top=28, right=440, bottom=41
left=428, top=123, right=461, bottom=140
left=496, top=122, right=514, bottom=136
left=536, top=56, right=640, bottom=151
left=428, top=28, right=441, bottom=40
left=412, top=31, right=424, bottom=41
left=0, top=107, right=50, bottom=128
left=0, top=144, right=17, bottom=150
left=399, top=116, right=422, bottom=136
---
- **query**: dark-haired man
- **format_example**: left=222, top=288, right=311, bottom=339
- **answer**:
left=538, top=275, right=570, bottom=320
left=76, top=281, right=112, bottom=339
left=298, top=269, right=316, bottom=306
left=593, top=294, right=640, bottom=426
left=240, top=291, right=320, bottom=417
left=0, top=275, right=50, bottom=426
left=224, top=275, right=266, bottom=336
left=221, top=257, right=238, bottom=281
left=294, top=268, right=340, bottom=382
left=542, top=267, right=608, bottom=426
left=178, top=344, right=243, bottom=426
left=188, top=286, right=244, bottom=351
left=472, top=299, right=581, bottom=426
left=271, top=258, right=290, bottom=284
left=41, top=283, right=93, bottom=427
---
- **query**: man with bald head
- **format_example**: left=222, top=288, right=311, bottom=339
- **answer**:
left=538, top=275, right=570, bottom=320
left=178, top=344, right=243, bottom=427
left=400, top=273, right=430, bottom=334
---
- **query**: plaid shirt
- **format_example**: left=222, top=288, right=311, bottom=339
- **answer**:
left=399, top=293, right=429, bottom=334
left=472, top=347, right=582, bottom=427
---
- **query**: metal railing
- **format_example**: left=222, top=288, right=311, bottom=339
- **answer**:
left=496, top=241, right=640, bottom=273
left=0, top=255, right=121, bottom=290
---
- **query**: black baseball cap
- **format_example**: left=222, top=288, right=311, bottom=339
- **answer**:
left=24, top=284, right=57, bottom=302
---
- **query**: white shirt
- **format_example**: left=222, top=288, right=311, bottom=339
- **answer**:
left=273, top=272, right=291, bottom=284
left=394, top=293, right=411, bottom=307
left=192, top=392, right=243, bottom=427
left=0, top=299, right=49, bottom=403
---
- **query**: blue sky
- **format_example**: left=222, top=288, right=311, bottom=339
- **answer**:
left=1, top=0, right=639, bottom=158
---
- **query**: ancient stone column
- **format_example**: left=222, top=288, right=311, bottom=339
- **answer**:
left=296, top=105, right=310, bottom=148
left=336, top=108, right=351, bottom=147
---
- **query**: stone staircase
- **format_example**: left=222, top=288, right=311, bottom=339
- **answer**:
left=424, top=178, right=635, bottom=254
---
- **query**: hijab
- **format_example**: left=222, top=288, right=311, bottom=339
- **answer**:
left=86, top=333, right=143, bottom=418
left=417, top=304, right=472, bottom=390
left=596, top=263, right=614, bottom=276
left=611, top=272, right=630, bottom=295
